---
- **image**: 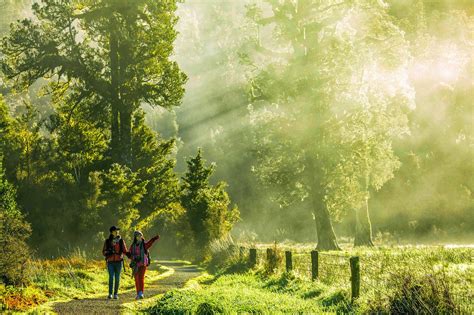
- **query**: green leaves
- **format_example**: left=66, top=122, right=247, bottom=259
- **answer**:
left=244, top=0, right=415, bottom=226
left=181, top=149, right=240, bottom=260
left=0, top=156, right=31, bottom=285
left=95, top=163, right=147, bottom=235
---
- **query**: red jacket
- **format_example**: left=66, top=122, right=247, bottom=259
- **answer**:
left=102, top=237, right=127, bottom=262
left=127, top=235, right=160, bottom=267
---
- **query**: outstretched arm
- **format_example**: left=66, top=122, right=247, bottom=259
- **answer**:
left=145, top=235, right=160, bottom=250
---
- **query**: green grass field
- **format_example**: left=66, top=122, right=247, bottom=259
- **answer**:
left=148, top=244, right=473, bottom=314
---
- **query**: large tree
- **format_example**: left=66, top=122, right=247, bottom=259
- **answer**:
left=1, top=0, right=186, bottom=165
left=245, top=0, right=414, bottom=249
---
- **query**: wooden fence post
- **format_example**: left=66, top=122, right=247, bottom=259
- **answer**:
left=285, top=251, right=292, bottom=272
left=350, top=256, right=360, bottom=300
left=266, top=248, right=274, bottom=262
left=266, top=248, right=276, bottom=272
left=249, top=248, right=257, bottom=267
left=311, top=250, right=319, bottom=280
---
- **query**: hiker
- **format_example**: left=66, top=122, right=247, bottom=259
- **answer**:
left=102, top=226, right=127, bottom=300
left=126, top=230, right=160, bottom=299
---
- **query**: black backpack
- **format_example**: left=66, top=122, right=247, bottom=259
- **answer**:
left=105, top=237, right=125, bottom=259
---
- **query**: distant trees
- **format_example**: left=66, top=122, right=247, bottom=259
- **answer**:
left=370, top=0, right=474, bottom=237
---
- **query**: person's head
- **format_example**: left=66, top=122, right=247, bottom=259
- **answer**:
left=133, top=230, right=143, bottom=243
left=109, top=226, right=120, bottom=237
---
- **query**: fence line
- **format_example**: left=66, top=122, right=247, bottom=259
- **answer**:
left=231, top=245, right=472, bottom=312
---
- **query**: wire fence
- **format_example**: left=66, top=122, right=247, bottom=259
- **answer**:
left=232, top=244, right=473, bottom=313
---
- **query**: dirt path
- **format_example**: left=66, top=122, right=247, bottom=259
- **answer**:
left=52, top=261, right=202, bottom=315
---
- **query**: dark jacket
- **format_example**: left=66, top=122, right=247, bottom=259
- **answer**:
left=102, top=236, right=127, bottom=262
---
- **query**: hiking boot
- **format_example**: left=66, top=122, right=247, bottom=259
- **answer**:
left=107, top=294, right=113, bottom=299
left=113, top=294, right=119, bottom=300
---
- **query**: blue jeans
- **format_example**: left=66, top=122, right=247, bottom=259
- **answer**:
left=107, top=261, right=122, bottom=295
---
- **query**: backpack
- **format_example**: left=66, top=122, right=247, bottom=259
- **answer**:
left=146, top=248, right=151, bottom=267
left=104, top=237, right=125, bottom=260
left=131, top=240, right=151, bottom=266
left=143, top=240, right=151, bottom=266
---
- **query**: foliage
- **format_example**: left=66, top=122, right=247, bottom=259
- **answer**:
left=181, top=149, right=240, bottom=261
left=0, top=0, right=187, bottom=165
left=95, top=163, right=147, bottom=236
left=0, top=157, right=31, bottom=285
left=244, top=0, right=416, bottom=248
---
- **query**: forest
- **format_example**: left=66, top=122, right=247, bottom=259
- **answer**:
left=0, top=0, right=472, bottom=314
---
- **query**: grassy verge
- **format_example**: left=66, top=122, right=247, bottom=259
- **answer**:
left=0, top=256, right=168, bottom=313
left=146, top=270, right=353, bottom=314
left=146, top=245, right=473, bottom=314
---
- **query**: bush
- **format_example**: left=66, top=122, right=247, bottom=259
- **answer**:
left=388, top=273, right=456, bottom=314
left=0, top=159, right=31, bottom=285
left=207, top=236, right=249, bottom=274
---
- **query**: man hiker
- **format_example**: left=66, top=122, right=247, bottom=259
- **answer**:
left=102, top=226, right=127, bottom=299
left=127, top=230, right=160, bottom=299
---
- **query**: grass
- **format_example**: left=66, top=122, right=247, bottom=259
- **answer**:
left=147, top=243, right=473, bottom=314
left=147, top=272, right=348, bottom=314
left=0, top=254, right=165, bottom=312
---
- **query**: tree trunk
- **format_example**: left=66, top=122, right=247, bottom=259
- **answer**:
left=313, top=197, right=340, bottom=251
left=119, top=106, right=132, bottom=166
left=354, top=196, right=374, bottom=247
left=111, top=106, right=120, bottom=163
left=109, top=30, right=121, bottom=163
left=306, top=154, right=340, bottom=251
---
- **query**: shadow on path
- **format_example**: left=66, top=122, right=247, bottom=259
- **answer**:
left=52, top=261, right=202, bottom=315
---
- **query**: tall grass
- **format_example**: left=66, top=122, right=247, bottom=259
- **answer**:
left=150, top=243, right=473, bottom=314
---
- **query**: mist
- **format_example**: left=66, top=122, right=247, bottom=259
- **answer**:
left=143, top=0, right=474, bottom=244
left=1, top=0, right=472, bottom=246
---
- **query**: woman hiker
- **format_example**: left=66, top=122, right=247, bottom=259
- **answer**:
left=127, top=230, right=160, bottom=299
left=102, top=226, right=128, bottom=299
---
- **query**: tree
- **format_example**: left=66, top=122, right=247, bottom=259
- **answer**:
left=181, top=149, right=239, bottom=261
left=131, top=110, right=180, bottom=219
left=369, top=0, right=474, bottom=238
left=245, top=0, right=414, bottom=248
left=1, top=0, right=187, bottom=165
left=95, top=163, right=147, bottom=236
left=0, top=156, right=31, bottom=285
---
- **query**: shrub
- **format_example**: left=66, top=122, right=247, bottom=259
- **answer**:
left=0, top=158, right=31, bottom=285
left=388, top=273, right=456, bottom=314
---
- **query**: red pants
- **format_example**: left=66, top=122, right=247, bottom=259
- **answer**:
left=134, top=266, right=147, bottom=293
